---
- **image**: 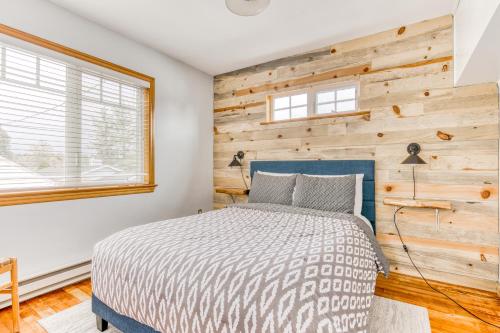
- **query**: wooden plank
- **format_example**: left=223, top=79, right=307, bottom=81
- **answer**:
left=234, top=63, right=371, bottom=97
left=214, top=187, right=249, bottom=195
left=387, top=263, right=499, bottom=293
left=260, top=110, right=370, bottom=125
left=377, top=233, right=498, bottom=256
left=0, top=279, right=91, bottom=333
left=376, top=219, right=499, bottom=251
left=214, top=101, right=266, bottom=113
left=383, top=197, right=452, bottom=209
left=382, top=245, right=498, bottom=281
left=214, top=124, right=498, bottom=153
left=375, top=271, right=500, bottom=332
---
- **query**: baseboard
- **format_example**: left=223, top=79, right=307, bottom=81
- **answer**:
left=0, top=260, right=91, bottom=309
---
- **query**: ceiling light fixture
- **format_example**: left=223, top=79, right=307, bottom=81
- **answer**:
left=226, top=0, right=270, bottom=16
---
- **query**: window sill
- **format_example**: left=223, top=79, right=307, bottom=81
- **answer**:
left=0, top=184, right=157, bottom=207
left=260, top=110, right=371, bottom=125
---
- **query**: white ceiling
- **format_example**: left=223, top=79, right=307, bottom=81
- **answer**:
left=48, top=0, right=458, bottom=75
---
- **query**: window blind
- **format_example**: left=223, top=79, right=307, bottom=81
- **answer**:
left=0, top=42, right=148, bottom=191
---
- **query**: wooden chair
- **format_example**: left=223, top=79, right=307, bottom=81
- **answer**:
left=0, top=258, right=20, bottom=333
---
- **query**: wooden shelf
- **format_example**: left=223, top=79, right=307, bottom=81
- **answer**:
left=383, top=197, right=452, bottom=210
left=215, top=187, right=250, bottom=195
left=260, top=110, right=371, bottom=125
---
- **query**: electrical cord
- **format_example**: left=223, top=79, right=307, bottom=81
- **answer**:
left=392, top=206, right=500, bottom=330
left=239, top=164, right=249, bottom=190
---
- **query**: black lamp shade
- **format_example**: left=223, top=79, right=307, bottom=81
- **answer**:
left=228, top=156, right=242, bottom=167
left=401, top=143, right=426, bottom=165
left=401, top=154, right=426, bottom=165
left=228, top=151, right=245, bottom=167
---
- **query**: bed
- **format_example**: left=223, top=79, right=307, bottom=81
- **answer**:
left=91, top=160, right=387, bottom=333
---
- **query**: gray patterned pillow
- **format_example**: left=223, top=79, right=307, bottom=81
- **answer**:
left=248, top=173, right=297, bottom=205
left=293, top=174, right=356, bottom=213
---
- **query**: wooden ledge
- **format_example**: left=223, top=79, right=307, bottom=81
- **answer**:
left=383, top=197, right=452, bottom=210
left=260, top=110, right=370, bottom=125
left=215, top=187, right=250, bottom=195
left=0, top=184, right=157, bottom=207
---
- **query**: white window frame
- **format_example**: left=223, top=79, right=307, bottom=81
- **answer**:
left=267, top=82, right=360, bottom=122
left=312, top=82, right=359, bottom=116
left=270, top=91, right=310, bottom=121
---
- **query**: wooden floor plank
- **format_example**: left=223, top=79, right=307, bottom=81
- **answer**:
left=0, top=274, right=498, bottom=332
left=375, top=272, right=500, bottom=333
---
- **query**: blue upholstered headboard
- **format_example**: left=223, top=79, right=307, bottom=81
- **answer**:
left=250, top=160, right=376, bottom=232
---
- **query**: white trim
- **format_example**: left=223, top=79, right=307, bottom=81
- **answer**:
left=312, top=82, right=360, bottom=116
left=0, top=259, right=91, bottom=309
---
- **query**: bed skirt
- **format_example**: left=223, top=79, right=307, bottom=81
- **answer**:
left=91, top=294, right=158, bottom=333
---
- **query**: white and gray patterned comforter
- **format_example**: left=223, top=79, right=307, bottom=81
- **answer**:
left=92, top=203, right=389, bottom=333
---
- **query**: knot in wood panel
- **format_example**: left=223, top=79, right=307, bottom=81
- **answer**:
left=436, top=130, right=453, bottom=141
left=481, top=190, right=491, bottom=199
left=392, top=105, right=401, bottom=116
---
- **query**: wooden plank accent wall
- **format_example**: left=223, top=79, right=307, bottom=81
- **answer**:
left=212, top=15, right=500, bottom=292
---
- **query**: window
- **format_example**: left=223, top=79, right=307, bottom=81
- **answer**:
left=267, top=83, right=359, bottom=122
left=273, top=93, right=308, bottom=120
left=0, top=25, right=155, bottom=206
left=316, top=85, right=357, bottom=114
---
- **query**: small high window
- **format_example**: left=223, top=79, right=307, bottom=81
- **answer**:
left=316, top=85, right=357, bottom=114
left=273, top=93, right=308, bottom=121
left=267, top=83, right=359, bottom=122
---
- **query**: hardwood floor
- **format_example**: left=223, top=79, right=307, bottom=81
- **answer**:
left=376, top=273, right=500, bottom=333
left=0, top=280, right=91, bottom=333
left=0, top=273, right=498, bottom=332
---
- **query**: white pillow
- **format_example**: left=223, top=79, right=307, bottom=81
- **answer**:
left=303, top=173, right=364, bottom=216
left=356, top=214, right=373, bottom=232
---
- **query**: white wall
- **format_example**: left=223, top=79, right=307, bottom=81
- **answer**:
left=0, top=0, right=213, bottom=281
left=454, top=0, right=500, bottom=85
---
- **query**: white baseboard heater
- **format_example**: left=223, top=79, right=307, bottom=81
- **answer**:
left=0, top=260, right=91, bottom=309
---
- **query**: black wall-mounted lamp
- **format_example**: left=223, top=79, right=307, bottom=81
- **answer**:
left=401, top=143, right=426, bottom=200
left=228, top=151, right=245, bottom=167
